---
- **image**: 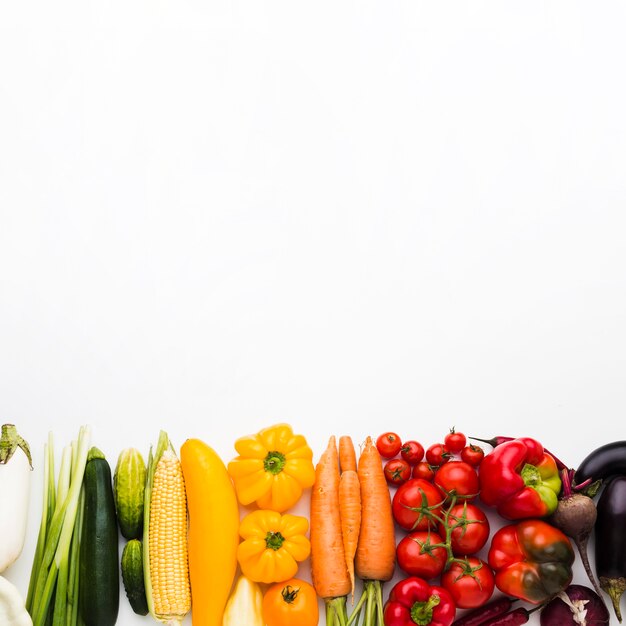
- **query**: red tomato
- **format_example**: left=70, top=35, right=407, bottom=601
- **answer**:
left=439, top=503, right=490, bottom=556
left=426, top=443, right=451, bottom=466
left=434, top=461, right=479, bottom=501
left=412, top=462, right=435, bottom=482
left=392, top=478, right=444, bottom=531
left=396, top=531, right=447, bottom=579
left=441, top=557, right=495, bottom=609
left=444, top=429, right=467, bottom=454
left=384, top=459, right=411, bottom=486
left=461, top=444, right=485, bottom=466
left=400, top=440, right=424, bottom=466
left=376, top=432, right=402, bottom=459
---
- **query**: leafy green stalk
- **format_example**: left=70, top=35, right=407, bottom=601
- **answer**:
left=66, top=488, right=84, bottom=626
left=52, top=554, right=69, bottom=625
left=348, top=581, right=384, bottom=626
left=26, top=437, right=54, bottom=612
left=326, top=597, right=348, bottom=626
left=30, top=426, right=91, bottom=626
left=47, top=433, right=56, bottom=526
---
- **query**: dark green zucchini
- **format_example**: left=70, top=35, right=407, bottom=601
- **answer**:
left=121, top=539, right=149, bottom=615
left=80, top=447, right=119, bottom=626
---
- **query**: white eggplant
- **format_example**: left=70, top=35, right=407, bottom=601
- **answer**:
left=0, top=575, right=33, bottom=626
left=0, top=425, right=32, bottom=573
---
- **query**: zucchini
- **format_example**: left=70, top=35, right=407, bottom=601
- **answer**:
left=80, top=447, right=119, bottom=626
left=121, top=539, right=149, bottom=616
left=114, top=448, right=146, bottom=540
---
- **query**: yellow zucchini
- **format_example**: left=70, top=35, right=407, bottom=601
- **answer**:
left=180, top=439, right=239, bottom=626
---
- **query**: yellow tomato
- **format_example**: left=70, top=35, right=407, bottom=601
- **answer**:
left=262, top=578, right=319, bottom=626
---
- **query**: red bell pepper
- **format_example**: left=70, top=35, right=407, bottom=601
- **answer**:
left=383, top=577, right=456, bottom=626
left=479, top=437, right=561, bottom=519
left=488, top=519, right=575, bottom=604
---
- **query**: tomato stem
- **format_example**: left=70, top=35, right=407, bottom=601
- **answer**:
left=281, top=585, right=300, bottom=604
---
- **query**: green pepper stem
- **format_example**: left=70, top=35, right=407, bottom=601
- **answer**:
left=264, top=450, right=286, bottom=474
left=410, top=593, right=440, bottom=625
left=265, top=531, right=286, bottom=550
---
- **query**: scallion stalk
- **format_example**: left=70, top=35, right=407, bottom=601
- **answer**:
left=26, top=435, right=53, bottom=613
left=29, top=426, right=91, bottom=626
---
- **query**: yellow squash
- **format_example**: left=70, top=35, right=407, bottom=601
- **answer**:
left=180, top=439, right=239, bottom=626
left=227, top=424, right=315, bottom=512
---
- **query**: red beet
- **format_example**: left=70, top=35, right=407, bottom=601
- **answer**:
left=550, top=470, right=603, bottom=599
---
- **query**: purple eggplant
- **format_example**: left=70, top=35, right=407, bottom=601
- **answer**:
left=595, top=475, right=626, bottom=621
left=575, top=440, right=626, bottom=486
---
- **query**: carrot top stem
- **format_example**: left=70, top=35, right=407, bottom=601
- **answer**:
left=348, top=580, right=384, bottom=626
left=326, top=597, right=348, bottom=626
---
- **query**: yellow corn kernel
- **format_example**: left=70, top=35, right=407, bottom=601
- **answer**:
left=148, top=449, right=191, bottom=622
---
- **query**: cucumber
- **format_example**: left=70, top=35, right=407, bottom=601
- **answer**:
left=121, top=539, right=149, bottom=616
left=80, top=447, right=119, bottom=626
left=114, top=448, right=146, bottom=540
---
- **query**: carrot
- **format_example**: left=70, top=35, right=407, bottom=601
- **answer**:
left=339, top=436, right=357, bottom=473
left=310, top=436, right=351, bottom=626
left=350, top=436, right=396, bottom=626
left=355, top=436, right=395, bottom=581
left=339, top=469, right=361, bottom=600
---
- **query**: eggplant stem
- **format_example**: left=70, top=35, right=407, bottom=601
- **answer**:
left=600, top=576, right=626, bottom=622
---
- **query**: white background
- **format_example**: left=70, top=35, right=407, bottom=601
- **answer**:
left=2, top=1, right=626, bottom=624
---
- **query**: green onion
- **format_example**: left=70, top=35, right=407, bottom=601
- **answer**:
left=26, top=433, right=55, bottom=612
left=27, top=425, right=91, bottom=626
left=66, top=487, right=84, bottom=626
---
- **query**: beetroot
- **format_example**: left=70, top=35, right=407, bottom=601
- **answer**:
left=550, top=469, right=603, bottom=598
left=540, top=585, right=610, bottom=626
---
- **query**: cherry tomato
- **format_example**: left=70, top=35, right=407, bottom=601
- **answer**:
left=426, top=443, right=451, bottom=466
left=461, top=444, right=485, bottom=466
left=396, top=531, right=447, bottom=579
left=392, top=478, right=444, bottom=531
left=376, top=432, right=402, bottom=459
left=262, top=578, right=319, bottom=626
left=400, top=440, right=425, bottom=466
left=444, top=429, right=467, bottom=454
left=434, top=461, right=479, bottom=501
left=441, top=557, right=495, bottom=609
left=384, top=459, right=411, bottom=486
left=439, top=503, right=490, bottom=556
left=412, top=462, right=435, bottom=482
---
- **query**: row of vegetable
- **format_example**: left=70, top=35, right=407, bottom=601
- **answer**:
left=1, top=422, right=626, bottom=625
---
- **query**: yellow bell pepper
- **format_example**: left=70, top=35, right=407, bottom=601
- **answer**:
left=237, top=510, right=311, bottom=584
left=227, top=424, right=315, bottom=512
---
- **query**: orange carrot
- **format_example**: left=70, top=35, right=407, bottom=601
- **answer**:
left=355, top=436, right=395, bottom=581
left=352, top=436, right=396, bottom=626
left=339, top=435, right=357, bottom=473
left=310, top=436, right=351, bottom=625
left=339, top=469, right=361, bottom=599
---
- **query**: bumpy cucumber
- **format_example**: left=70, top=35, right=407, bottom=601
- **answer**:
left=114, top=448, right=146, bottom=540
left=121, top=539, right=149, bottom=616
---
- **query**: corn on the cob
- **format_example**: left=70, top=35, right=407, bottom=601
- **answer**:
left=144, top=432, right=191, bottom=626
